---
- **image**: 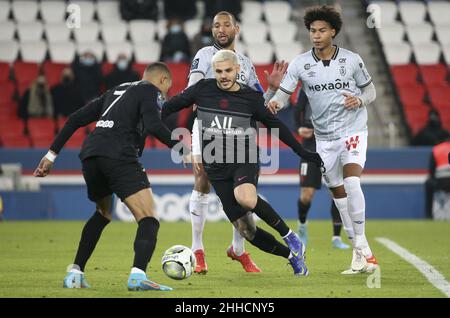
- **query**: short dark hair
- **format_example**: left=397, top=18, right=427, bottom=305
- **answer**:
left=144, top=62, right=171, bottom=77
left=214, top=11, right=238, bottom=26
left=304, top=5, right=342, bottom=38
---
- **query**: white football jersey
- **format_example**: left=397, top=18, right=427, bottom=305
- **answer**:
left=188, top=43, right=263, bottom=92
left=280, top=46, right=372, bottom=140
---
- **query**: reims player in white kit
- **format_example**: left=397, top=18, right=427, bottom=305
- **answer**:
left=268, top=5, right=378, bottom=274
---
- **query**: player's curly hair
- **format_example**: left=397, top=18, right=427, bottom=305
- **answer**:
left=304, top=5, right=342, bottom=38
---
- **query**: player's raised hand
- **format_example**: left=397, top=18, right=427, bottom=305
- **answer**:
left=264, top=60, right=289, bottom=90
left=33, top=157, right=53, bottom=177
left=266, top=100, right=281, bottom=114
left=342, top=92, right=362, bottom=110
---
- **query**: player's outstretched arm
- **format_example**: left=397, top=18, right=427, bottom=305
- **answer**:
left=161, top=81, right=199, bottom=121
left=143, top=106, right=190, bottom=157
left=34, top=95, right=105, bottom=177
left=254, top=102, right=323, bottom=168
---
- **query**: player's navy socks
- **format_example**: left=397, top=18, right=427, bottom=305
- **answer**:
left=74, top=211, right=110, bottom=271
left=251, top=196, right=290, bottom=237
left=298, top=199, right=311, bottom=224
left=248, top=227, right=290, bottom=258
left=330, top=201, right=343, bottom=236
left=132, top=216, right=159, bottom=272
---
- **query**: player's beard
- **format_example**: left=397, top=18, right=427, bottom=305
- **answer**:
left=215, top=33, right=235, bottom=49
left=218, top=77, right=237, bottom=91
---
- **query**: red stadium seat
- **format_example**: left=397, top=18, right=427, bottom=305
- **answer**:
left=419, top=64, right=448, bottom=87
left=397, top=83, right=426, bottom=106
left=0, top=62, right=10, bottom=83
left=0, top=134, right=31, bottom=148
left=403, top=103, right=430, bottom=134
left=27, top=118, right=56, bottom=138
left=254, top=64, right=272, bottom=92
left=0, top=81, right=16, bottom=104
left=13, top=61, right=40, bottom=96
left=390, top=64, right=419, bottom=86
left=43, top=61, right=68, bottom=88
left=31, top=135, right=55, bottom=148
left=0, top=102, right=18, bottom=118
left=166, top=63, right=189, bottom=87
left=428, top=84, right=450, bottom=109
left=132, top=63, right=147, bottom=75
left=0, top=118, right=25, bottom=135
left=102, top=62, right=114, bottom=76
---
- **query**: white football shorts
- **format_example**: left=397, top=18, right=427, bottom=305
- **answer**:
left=316, top=131, right=368, bottom=188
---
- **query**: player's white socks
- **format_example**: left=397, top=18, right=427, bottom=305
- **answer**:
left=343, top=176, right=373, bottom=257
left=69, top=268, right=84, bottom=274
left=232, top=227, right=245, bottom=256
left=333, top=197, right=355, bottom=246
left=189, top=190, right=208, bottom=252
left=131, top=267, right=146, bottom=275
left=343, top=177, right=365, bottom=236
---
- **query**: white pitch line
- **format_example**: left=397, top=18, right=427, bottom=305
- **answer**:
left=376, top=237, right=450, bottom=298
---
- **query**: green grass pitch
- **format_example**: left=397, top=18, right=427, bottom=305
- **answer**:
left=0, top=220, right=449, bottom=298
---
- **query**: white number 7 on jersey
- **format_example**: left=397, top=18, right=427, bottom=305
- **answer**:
left=101, top=90, right=125, bottom=117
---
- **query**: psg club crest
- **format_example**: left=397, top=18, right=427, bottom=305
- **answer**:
left=219, top=98, right=229, bottom=109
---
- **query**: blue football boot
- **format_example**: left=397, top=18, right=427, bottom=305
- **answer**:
left=63, top=272, right=91, bottom=288
left=127, top=273, right=173, bottom=291
left=332, top=236, right=350, bottom=249
left=283, top=231, right=309, bottom=276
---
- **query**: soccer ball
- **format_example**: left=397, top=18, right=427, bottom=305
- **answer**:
left=161, top=245, right=196, bottom=280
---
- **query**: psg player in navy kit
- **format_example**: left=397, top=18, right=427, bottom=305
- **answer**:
left=34, top=62, right=189, bottom=291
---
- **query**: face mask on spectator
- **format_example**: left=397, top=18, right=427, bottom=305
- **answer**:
left=81, top=55, right=95, bottom=66
left=117, top=59, right=129, bottom=71
left=170, top=24, right=182, bottom=34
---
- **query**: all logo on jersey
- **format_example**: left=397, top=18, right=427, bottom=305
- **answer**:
left=211, top=116, right=232, bottom=129
left=346, top=135, right=360, bottom=151
left=191, top=58, right=199, bottom=70
left=339, top=58, right=346, bottom=64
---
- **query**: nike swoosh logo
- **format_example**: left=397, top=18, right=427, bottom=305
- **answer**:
left=292, top=251, right=299, bottom=258
left=238, top=176, right=247, bottom=181
left=191, top=211, right=200, bottom=216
